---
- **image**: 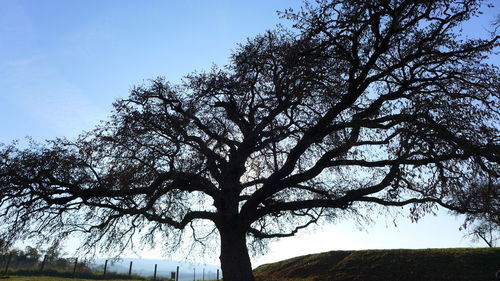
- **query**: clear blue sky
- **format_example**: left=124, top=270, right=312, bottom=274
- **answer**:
left=0, top=0, right=497, bottom=267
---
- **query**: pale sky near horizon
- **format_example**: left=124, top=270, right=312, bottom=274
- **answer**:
left=0, top=0, right=498, bottom=268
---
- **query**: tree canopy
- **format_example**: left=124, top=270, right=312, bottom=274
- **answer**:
left=1, top=1, right=499, bottom=280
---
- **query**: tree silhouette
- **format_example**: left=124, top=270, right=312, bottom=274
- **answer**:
left=0, top=1, right=498, bottom=280
left=465, top=217, right=499, bottom=247
left=461, top=182, right=499, bottom=247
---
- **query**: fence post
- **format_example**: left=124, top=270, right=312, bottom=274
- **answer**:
left=128, top=261, right=133, bottom=279
left=40, top=255, right=47, bottom=272
left=193, top=268, right=195, bottom=281
left=153, top=264, right=157, bottom=281
left=3, top=253, right=12, bottom=275
left=73, top=258, right=78, bottom=276
left=202, top=268, right=205, bottom=281
left=176, top=266, right=179, bottom=281
left=103, top=259, right=108, bottom=277
left=217, top=269, right=219, bottom=281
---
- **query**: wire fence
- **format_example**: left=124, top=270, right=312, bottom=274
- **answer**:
left=0, top=253, right=221, bottom=281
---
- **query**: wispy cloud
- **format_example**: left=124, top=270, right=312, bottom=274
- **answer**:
left=1, top=58, right=34, bottom=68
left=0, top=55, right=44, bottom=69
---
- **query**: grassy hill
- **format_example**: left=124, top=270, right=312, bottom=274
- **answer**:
left=253, top=248, right=500, bottom=281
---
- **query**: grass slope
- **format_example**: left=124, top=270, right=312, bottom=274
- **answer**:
left=253, top=248, right=500, bottom=281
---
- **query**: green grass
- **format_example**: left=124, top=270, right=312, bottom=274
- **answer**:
left=2, top=268, right=146, bottom=280
left=253, top=248, right=500, bottom=281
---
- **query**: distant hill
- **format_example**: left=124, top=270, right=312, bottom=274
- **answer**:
left=94, top=258, right=220, bottom=281
left=253, top=248, right=500, bottom=281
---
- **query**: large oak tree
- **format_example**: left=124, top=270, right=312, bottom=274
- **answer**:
left=1, top=1, right=498, bottom=280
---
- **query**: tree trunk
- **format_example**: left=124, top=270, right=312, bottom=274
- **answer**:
left=219, top=228, right=255, bottom=281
